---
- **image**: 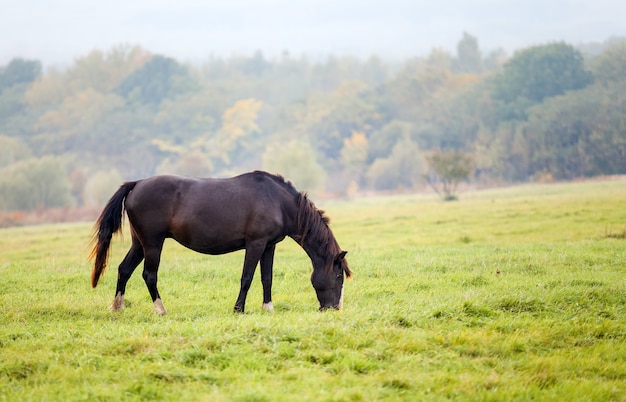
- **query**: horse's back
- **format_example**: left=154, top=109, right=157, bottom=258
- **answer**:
left=124, top=172, right=293, bottom=253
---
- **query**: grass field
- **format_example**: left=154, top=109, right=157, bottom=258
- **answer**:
left=1, top=180, right=625, bottom=401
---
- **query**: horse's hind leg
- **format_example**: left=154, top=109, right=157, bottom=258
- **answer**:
left=141, top=240, right=166, bottom=315
left=110, top=238, right=144, bottom=311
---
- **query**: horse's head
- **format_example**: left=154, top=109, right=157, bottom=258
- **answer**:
left=311, top=251, right=350, bottom=311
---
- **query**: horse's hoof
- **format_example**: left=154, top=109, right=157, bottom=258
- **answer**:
left=233, top=306, right=244, bottom=313
left=109, top=295, right=124, bottom=311
left=262, top=302, right=274, bottom=312
left=154, top=299, right=167, bottom=315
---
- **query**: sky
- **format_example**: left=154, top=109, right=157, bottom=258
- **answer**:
left=2, top=0, right=625, bottom=67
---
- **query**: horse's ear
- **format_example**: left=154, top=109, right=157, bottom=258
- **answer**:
left=335, top=251, right=347, bottom=262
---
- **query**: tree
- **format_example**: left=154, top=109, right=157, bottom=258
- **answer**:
left=425, top=150, right=474, bottom=200
left=241, top=50, right=270, bottom=77
left=82, top=169, right=124, bottom=208
left=483, top=48, right=508, bottom=72
left=377, top=57, right=450, bottom=122
left=262, top=141, right=327, bottom=195
left=491, top=42, right=593, bottom=120
left=2, top=38, right=626, bottom=208
left=423, top=73, right=483, bottom=150
left=67, top=46, right=150, bottom=93
left=152, top=98, right=263, bottom=175
left=116, top=55, right=197, bottom=106
left=0, top=59, right=42, bottom=138
left=33, top=89, right=125, bottom=154
left=366, top=137, right=422, bottom=190
left=216, top=98, right=264, bottom=165
left=340, top=130, right=369, bottom=189
left=368, top=120, right=416, bottom=162
left=522, top=83, right=626, bottom=179
left=0, top=135, right=32, bottom=168
left=472, top=122, right=532, bottom=182
left=453, top=32, right=483, bottom=74
left=591, top=39, right=626, bottom=85
left=0, top=58, right=41, bottom=92
left=303, top=81, right=379, bottom=162
left=153, top=89, right=226, bottom=146
left=360, top=55, right=391, bottom=86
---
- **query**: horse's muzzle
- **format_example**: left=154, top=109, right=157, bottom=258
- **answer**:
left=319, top=305, right=340, bottom=311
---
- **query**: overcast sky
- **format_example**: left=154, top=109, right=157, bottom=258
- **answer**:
left=2, top=0, right=625, bottom=67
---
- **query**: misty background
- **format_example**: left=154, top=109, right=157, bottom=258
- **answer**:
left=1, top=0, right=626, bottom=226
left=3, top=0, right=626, bottom=67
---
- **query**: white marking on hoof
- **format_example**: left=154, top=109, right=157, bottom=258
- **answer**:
left=109, top=293, right=125, bottom=311
left=154, top=299, right=167, bottom=316
left=262, top=302, right=274, bottom=312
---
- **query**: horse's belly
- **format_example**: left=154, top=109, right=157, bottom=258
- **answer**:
left=168, top=202, right=284, bottom=255
left=172, top=233, right=246, bottom=255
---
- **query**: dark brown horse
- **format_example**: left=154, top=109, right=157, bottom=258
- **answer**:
left=90, top=171, right=351, bottom=314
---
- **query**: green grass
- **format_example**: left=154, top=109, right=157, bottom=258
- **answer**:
left=1, top=180, right=625, bottom=401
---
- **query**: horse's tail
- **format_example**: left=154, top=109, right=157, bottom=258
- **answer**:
left=89, top=181, right=139, bottom=288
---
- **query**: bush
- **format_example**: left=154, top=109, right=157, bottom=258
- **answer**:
left=425, top=149, right=474, bottom=200
left=0, top=156, right=74, bottom=211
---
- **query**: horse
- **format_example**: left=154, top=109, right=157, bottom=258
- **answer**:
left=90, top=170, right=351, bottom=315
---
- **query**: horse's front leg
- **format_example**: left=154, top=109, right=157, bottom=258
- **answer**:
left=234, top=240, right=266, bottom=313
left=111, top=240, right=144, bottom=311
left=260, top=244, right=276, bottom=312
left=142, top=241, right=166, bottom=315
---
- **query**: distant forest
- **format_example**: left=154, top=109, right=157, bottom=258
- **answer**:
left=1, top=33, right=625, bottom=218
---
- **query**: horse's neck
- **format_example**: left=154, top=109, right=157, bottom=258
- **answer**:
left=287, top=196, right=336, bottom=266
left=298, top=231, right=337, bottom=270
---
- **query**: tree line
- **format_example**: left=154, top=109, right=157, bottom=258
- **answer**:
left=1, top=33, right=625, bottom=214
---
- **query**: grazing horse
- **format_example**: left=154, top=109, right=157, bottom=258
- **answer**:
left=90, top=171, right=351, bottom=314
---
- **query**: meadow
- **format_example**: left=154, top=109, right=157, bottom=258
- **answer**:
left=0, top=179, right=625, bottom=401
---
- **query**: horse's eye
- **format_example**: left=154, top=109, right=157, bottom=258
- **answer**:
left=336, top=274, right=342, bottom=279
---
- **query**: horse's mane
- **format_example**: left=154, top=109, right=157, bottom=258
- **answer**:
left=255, top=171, right=339, bottom=257
left=295, top=192, right=334, bottom=250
